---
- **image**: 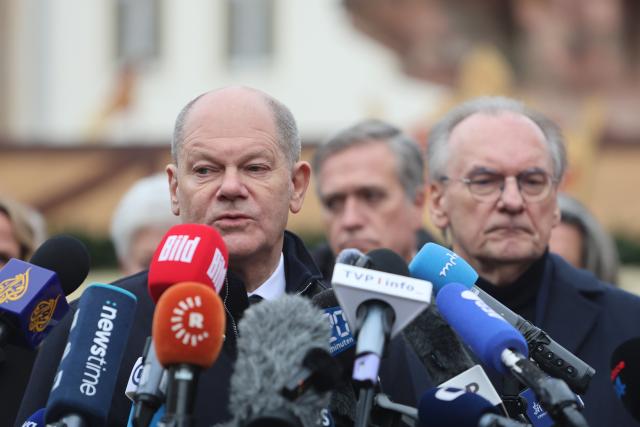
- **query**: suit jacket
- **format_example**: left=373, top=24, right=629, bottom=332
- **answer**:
left=532, top=253, right=640, bottom=426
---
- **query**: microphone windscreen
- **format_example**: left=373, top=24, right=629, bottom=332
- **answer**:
left=45, top=283, right=137, bottom=426
left=436, top=283, right=528, bottom=374
left=417, top=387, right=498, bottom=427
left=366, top=248, right=410, bottom=276
left=20, top=408, right=45, bottom=427
left=148, top=224, right=228, bottom=303
left=228, top=294, right=331, bottom=427
left=335, top=248, right=367, bottom=266
left=153, top=282, right=225, bottom=368
left=409, top=243, right=478, bottom=293
left=29, top=234, right=91, bottom=296
left=610, top=337, right=640, bottom=422
left=0, top=258, right=70, bottom=348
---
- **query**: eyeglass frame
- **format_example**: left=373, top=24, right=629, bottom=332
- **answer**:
left=437, top=167, right=560, bottom=203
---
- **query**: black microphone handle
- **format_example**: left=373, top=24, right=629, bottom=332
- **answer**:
left=159, top=364, right=200, bottom=427
left=0, top=321, right=10, bottom=348
left=471, top=287, right=594, bottom=394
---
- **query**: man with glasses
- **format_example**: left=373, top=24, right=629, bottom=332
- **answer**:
left=427, top=96, right=640, bottom=427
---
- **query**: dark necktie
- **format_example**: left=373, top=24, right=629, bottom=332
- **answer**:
left=248, top=294, right=263, bottom=306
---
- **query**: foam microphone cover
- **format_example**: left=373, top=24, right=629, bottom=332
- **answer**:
left=610, top=337, right=640, bottom=422
left=29, top=234, right=91, bottom=296
left=417, top=387, right=499, bottom=427
left=45, top=283, right=137, bottom=426
left=228, top=294, right=331, bottom=427
left=153, top=282, right=225, bottom=369
left=148, top=224, right=228, bottom=303
left=409, top=243, right=478, bottom=293
left=436, top=283, right=528, bottom=375
left=20, top=408, right=45, bottom=427
left=0, top=258, right=70, bottom=348
left=366, top=248, right=410, bottom=276
left=402, top=303, right=476, bottom=385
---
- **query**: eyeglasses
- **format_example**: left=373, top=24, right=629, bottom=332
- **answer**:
left=439, top=169, right=559, bottom=203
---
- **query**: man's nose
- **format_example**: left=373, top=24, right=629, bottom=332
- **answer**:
left=498, top=176, right=525, bottom=212
left=341, top=197, right=365, bottom=229
left=217, top=169, right=249, bottom=200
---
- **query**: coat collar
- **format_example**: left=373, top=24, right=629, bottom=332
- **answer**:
left=537, top=253, right=603, bottom=354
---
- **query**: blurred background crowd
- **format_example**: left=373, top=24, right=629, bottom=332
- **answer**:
left=1, top=0, right=639, bottom=293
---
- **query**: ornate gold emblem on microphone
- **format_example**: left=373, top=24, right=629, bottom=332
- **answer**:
left=29, top=295, right=61, bottom=332
left=0, top=267, right=31, bottom=304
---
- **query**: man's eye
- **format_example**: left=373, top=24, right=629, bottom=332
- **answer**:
left=246, top=164, right=268, bottom=173
left=195, top=167, right=211, bottom=175
left=323, top=196, right=344, bottom=212
left=469, top=175, right=501, bottom=186
left=360, top=189, right=385, bottom=205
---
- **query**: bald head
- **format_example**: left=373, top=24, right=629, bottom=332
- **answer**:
left=172, top=86, right=300, bottom=168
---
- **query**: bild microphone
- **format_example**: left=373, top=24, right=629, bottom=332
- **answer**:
left=610, top=337, right=640, bottom=422
left=0, top=235, right=90, bottom=349
left=45, top=283, right=137, bottom=427
left=409, top=243, right=595, bottom=394
left=153, top=282, right=226, bottom=427
left=416, top=387, right=529, bottom=427
left=225, top=294, right=333, bottom=427
left=436, top=283, right=588, bottom=427
left=147, top=224, right=228, bottom=302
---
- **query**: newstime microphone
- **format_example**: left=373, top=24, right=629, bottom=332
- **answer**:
left=409, top=243, right=595, bottom=395
left=224, top=294, right=333, bottom=427
left=45, top=283, right=137, bottom=427
left=0, top=234, right=90, bottom=349
left=153, top=282, right=225, bottom=427
left=436, top=283, right=588, bottom=427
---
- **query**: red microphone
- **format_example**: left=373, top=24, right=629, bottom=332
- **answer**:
left=152, top=282, right=226, bottom=426
left=148, top=224, right=228, bottom=303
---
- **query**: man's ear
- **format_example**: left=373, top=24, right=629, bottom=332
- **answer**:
left=428, top=181, right=450, bottom=230
left=166, top=164, right=180, bottom=216
left=289, top=161, right=311, bottom=214
left=410, top=185, right=427, bottom=229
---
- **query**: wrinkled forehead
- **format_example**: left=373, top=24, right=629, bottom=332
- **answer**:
left=446, top=112, right=553, bottom=175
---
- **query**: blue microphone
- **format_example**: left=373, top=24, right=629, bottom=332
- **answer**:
left=416, top=387, right=528, bottom=427
left=435, top=282, right=528, bottom=375
left=20, top=408, right=46, bottom=427
left=436, top=282, right=587, bottom=427
left=0, top=235, right=90, bottom=349
left=409, top=243, right=594, bottom=395
left=45, top=283, right=137, bottom=427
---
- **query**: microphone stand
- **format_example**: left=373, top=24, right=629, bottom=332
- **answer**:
left=158, top=364, right=200, bottom=427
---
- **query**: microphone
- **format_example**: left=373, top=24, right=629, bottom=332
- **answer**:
left=610, top=337, right=640, bottom=422
left=226, top=294, right=334, bottom=427
left=0, top=235, right=90, bottom=349
left=152, top=282, right=226, bottom=427
left=332, top=248, right=431, bottom=387
left=416, top=387, right=530, bottom=427
left=335, top=248, right=371, bottom=268
left=409, top=243, right=595, bottom=394
left=132, top=337, right=168, bottom=427
left=147, top=224, right=228, bottom=302
left=45, top=283, right=137, bottom=427
left=20, top=408, right=46, bottom=427
left=436, top=282, right=588, bottom=427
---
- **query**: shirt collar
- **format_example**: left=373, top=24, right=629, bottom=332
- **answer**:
left=247, top=252, right=285, bottom=301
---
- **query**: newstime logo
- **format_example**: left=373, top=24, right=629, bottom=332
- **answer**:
left=170, top=295, right=210, bottom=347
left=80, top=302, right=119, bottom=396
left=158, top=235, right=201, bottom=263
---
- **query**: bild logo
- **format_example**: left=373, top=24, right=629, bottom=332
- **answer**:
left=158, top=235, right=201, bottom=263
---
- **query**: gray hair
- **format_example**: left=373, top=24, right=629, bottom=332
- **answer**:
left=312, top=119, right=424, bottom=199
left=427, top=96, right=567, bottom=182
left=558, top=193, right=620, bottom=285
left=171, top=90, right=301, bottom=167
left=110, top=173, right=180, bottom=262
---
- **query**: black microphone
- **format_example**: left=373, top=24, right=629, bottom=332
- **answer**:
left=44, top=283, right=137, bottom=427
left=0, top=235, right=90, bottom=349
left=225, top=294, right=334, bottom=427
left=610, top=337, right=640, bottom=422
left=410, top=243, right=595, bottom=395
